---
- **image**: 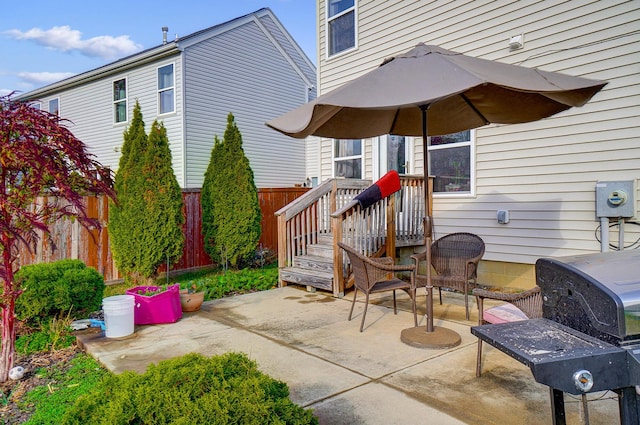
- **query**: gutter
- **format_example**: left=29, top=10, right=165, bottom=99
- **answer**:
left=16, top=43, right=181, bottom=100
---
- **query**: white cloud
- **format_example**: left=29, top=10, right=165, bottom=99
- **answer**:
left=18, top=71, right=76, bottom=85
left=5, top=25, right=143, bottom=60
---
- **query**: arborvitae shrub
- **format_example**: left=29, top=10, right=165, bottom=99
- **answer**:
left=14, top=259, right=105, bottom=326
left=61, top=352, right=318, bottom=425
left=201, top=113, right=261, bottom=268
left=109, top=102, right=184, bottom=283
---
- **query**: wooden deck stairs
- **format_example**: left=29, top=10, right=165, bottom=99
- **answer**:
left=276, top=176, right=429, bottom=298
left=279, top=234, right=335, bottom=292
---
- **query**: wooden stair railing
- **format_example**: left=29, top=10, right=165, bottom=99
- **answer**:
left=275, top=176, right=430, bottom=297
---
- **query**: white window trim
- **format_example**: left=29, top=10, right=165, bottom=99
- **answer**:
left=157, top=62, right=176, bottom=116
left=332, top=139, right=363, bottom=179
left=374, top=135, right=413, bottom=180
left=113, top=77, right=128, bottom=125
left=325, top=0, right=358, bottom=60
left=430, top=130, right=476, bottom=198
left=48, top=97, right=60, bottom=116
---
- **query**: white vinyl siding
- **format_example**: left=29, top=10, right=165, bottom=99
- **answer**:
left=316, top=0, right=640, bottom=264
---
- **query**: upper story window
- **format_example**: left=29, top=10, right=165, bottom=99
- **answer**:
left=334, top=139, right=362, bottom=178
left=48, top=98, right=59, bottom=115
left=158, top=64, right=175, bottom=114
left=327, top=0, right=356, bottom=57
left=30, top=102, right=41, bottom=110
left=429, top=130, right=475, bottom=194
left=113, top=78, right=127, bottom=123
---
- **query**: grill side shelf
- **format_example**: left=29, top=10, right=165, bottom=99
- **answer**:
left=472, top=318, right=629, bottom=394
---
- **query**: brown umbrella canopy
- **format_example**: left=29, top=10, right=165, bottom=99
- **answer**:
left=266, top=43, right=607, bottom=139
left=266, top=43, right=606, bottom=345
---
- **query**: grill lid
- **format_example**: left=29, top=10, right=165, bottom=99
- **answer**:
left=536, top=250, right=640, bottom=342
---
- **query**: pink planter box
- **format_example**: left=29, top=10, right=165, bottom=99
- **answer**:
left=125, top=284, right=182, bottom=325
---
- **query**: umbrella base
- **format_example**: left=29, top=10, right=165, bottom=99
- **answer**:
left=400, top=325, right=461, bottom=349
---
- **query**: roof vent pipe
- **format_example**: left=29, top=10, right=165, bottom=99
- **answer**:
left=162, top=27, right=169, bottom=45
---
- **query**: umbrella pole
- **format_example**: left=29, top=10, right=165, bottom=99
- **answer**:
left=400, top=105, right=461, bottom=349
left=421, top=105, right=434, bottom=333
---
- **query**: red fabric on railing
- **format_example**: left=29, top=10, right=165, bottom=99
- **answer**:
left=354, top=170, right=401, bottom=209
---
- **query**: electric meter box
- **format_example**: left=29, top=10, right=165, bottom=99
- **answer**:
left=595, top=180, right=636, bottom=218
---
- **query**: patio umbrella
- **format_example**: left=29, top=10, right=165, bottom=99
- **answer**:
left=266, top=43, right=607, bottom=347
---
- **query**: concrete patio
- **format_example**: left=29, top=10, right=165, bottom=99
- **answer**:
left=76, top=286, right=620, bottom=424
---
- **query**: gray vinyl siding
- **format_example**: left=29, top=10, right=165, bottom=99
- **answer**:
left=258, top=13, right=317, bottom=100
left=183, top=16, right=310, bottom=189
left=31, top=55, right=184, bottom=183
left=17, top=8, right=315, bottom=191
left=316, top=0, right=640, bottom=263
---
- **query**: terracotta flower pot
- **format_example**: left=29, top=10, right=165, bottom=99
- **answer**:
left=179, top=289, right=205, bottom=312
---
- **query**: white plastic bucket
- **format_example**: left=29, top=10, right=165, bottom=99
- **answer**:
left=103, top=295, right=135, bottom=338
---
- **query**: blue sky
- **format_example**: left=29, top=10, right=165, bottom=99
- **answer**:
left=0, top=0, right=316, bottom=96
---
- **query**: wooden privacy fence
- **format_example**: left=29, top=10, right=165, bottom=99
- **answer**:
left=17, top=187, right=309, bottom=282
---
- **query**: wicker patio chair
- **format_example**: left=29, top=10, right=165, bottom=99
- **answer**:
left=473, top=286, right=543, bottom=377
left=411, top=232, right=485, bottom=320
left=338, top=242, right=417, bottom=332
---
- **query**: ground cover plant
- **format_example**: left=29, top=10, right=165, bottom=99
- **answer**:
left=1, top=263, right=291, bottom=424
left=62, top=352, right=317, bottom=424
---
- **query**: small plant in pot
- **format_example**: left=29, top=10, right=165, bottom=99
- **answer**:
left=179, top=280, right=207, bottom=312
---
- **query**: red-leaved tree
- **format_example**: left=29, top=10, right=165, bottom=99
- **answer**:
left=0, top=93, right=115, bottom=382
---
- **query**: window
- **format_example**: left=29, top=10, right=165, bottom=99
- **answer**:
left=334, top=139, right=362, bottom=178
left=387, top=135, right=407, bottom=175
left=158, top=64, right=175, bottom=114
left=48, top=98, right=59, bottom=115
left=327, top=0, right=356, bottom=56
left=113, top=78, right=127, bottom=123
left=429, top=130, right=474, bottom=194
left=30, top=102, right=41, bottom=110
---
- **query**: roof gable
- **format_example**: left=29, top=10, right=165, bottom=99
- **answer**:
left=18, top=8, right=315, bottom=100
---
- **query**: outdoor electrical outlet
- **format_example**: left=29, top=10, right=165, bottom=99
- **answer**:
left=497, top=210, right=510, bottom=224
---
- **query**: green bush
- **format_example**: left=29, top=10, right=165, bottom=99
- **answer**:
left=109, top=102, right=185, bottom=284
left=202, top=113, right=261, bottom=269
left=61, top=352, right=317, bottom=425
left=15, top=259, right=105, bottom=326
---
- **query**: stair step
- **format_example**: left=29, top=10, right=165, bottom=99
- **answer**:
left=280, top=267, right=333, bottom=292
left=306, top=243, right=333, bottom=258
left=316, top=234, right=333, bottom=245
left=294, top=255, right=334, bottom=273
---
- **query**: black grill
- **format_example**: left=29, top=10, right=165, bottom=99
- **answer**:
left=472, top=250, right=640, bottom=425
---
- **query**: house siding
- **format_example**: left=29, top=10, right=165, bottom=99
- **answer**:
left=18, top=8, right=315, bottom=191
left=27, top=54, right=186, bottom=185
left=316, top=0, right=640, bottom=266
left=183, top=15, right=311, bottom=189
